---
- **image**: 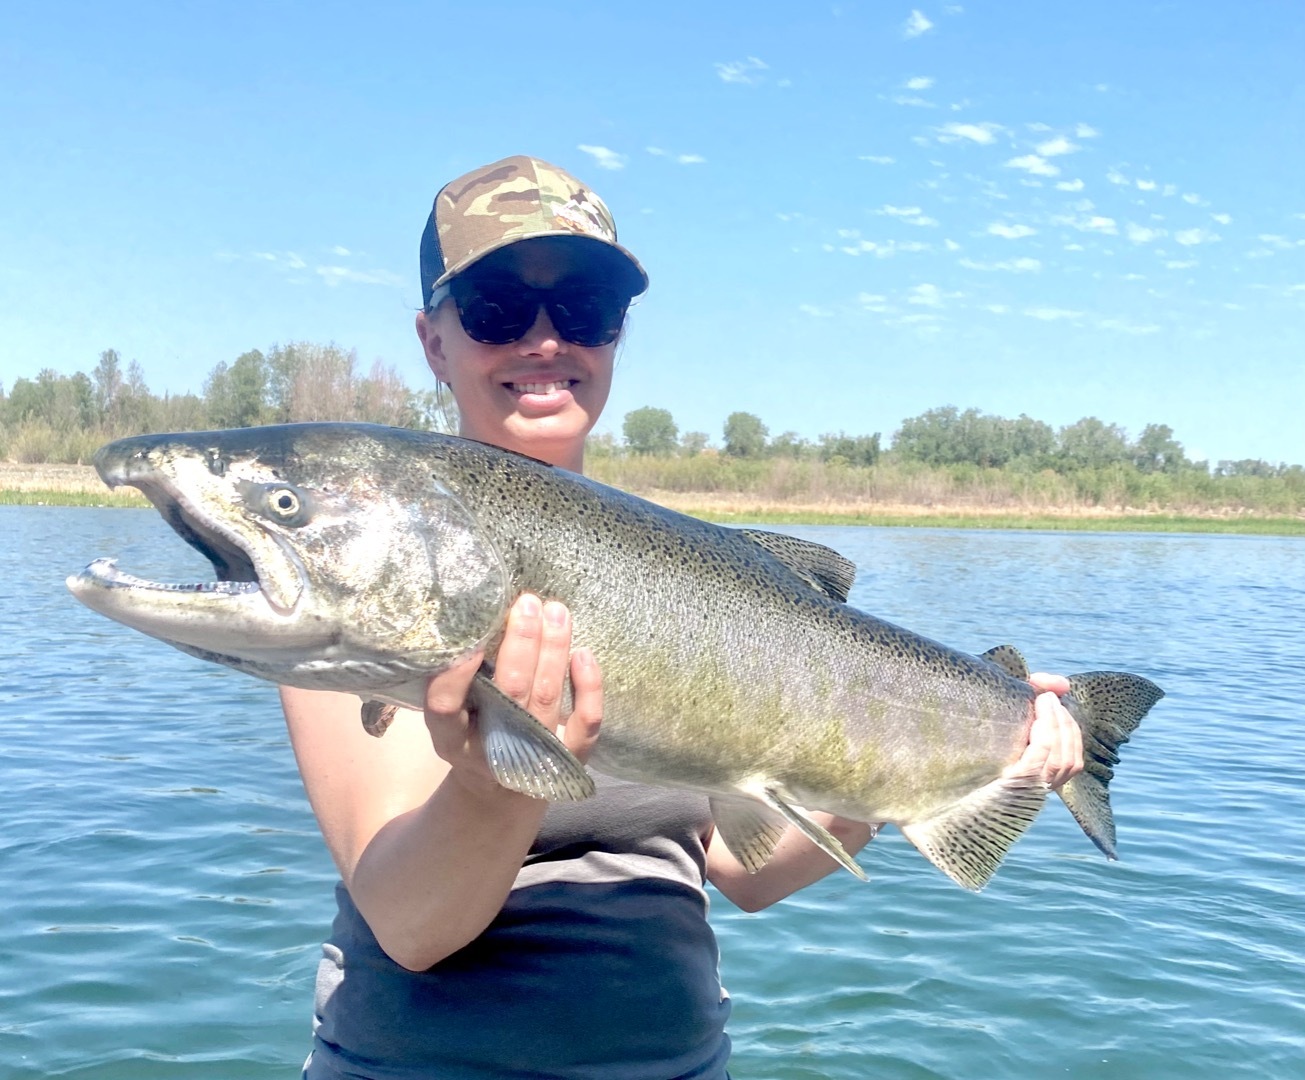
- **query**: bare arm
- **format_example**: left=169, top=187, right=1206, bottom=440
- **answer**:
left=708, top=675, right=1085, bottom=912
left=283, top=595, right=602, bottom=972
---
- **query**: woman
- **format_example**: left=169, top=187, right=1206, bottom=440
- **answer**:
left=284, top=155, right=1083, bottom=1079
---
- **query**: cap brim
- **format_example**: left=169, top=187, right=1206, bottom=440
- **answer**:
left=434, top=232, right=648, bottom=296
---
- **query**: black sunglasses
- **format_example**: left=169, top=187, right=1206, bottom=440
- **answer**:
left=428, top=275, right=632, bottom=348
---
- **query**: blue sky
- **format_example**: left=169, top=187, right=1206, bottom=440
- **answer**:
left=3, top=1, right=1302, bottom=465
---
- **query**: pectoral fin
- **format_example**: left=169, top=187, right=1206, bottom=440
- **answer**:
left=899, top=767, right=1048, bottom=890
left=469, top=672, right=596, bottom=802
left=709, top=797, right=789, bottom=873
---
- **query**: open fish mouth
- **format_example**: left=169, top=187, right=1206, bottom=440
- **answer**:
left=70, top=455, right=306, bottom=618
left=77, top=556, right=263, bottom=597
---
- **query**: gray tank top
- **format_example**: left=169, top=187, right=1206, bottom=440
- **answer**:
left=306, top=774, right=732, bottom=1080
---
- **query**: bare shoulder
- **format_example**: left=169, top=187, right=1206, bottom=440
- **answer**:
left=281, top=687, right=449, bottom=881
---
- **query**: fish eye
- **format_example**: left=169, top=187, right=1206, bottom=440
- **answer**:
left=269, top=488, right=301, bottom=517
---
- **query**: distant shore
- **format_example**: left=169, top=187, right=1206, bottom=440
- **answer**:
left=3, top=462, right=1302, bottom=535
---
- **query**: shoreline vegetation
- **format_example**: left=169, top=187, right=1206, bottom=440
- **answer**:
left=5, top=462, right=1302, bottom=535
left=4, top=348, right=1302, bottom=535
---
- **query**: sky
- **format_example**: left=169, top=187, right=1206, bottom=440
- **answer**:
left=2, top=1, right=1303, bottom=466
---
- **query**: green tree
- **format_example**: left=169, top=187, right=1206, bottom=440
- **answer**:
left=723, top=411, right=768, bottom=457
left=623, top=406, right=678, bottom=456
left=1132, top=423, right=1187, bottom=474
left=770, top=431, right=811, bottom=460
left=817, top=431, right=881, bottom=467
left=679, top=431, right=709, bottom=456
left=1058, top=417, right=1130, bottom=470
left=92, top=349, right=124, bottom=428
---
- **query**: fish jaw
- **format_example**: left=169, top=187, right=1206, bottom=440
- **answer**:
left=66, top=426, right=511, bottom=692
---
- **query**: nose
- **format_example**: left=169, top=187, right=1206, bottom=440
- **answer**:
left=515, top=305, right=565, bottom=357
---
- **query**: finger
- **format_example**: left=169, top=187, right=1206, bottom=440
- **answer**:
left=563, top=647, right=604, bottom=764
left=526, top=601, right=572, bottom=726
left=1034, top=692, right=1082, bottom=789
left=424, top=649, right=484, bottom=720
left=493, top=594, right=544, bottom=707
left=1029, top=671, right=1071, bottom=696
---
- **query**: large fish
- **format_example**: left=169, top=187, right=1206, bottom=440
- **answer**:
left=67, top=423, right=1163, bottom=889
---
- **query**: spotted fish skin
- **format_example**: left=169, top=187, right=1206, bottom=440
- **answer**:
left=67, top=423, right=1164, bottom=889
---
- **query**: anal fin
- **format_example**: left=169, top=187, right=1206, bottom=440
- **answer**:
left=900, top=767, right=1048, bottom=890
left=469, top=672, right=596, bottom=802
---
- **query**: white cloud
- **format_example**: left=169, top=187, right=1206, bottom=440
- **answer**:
left=1106, top=168, right=1129, bottom=186
left=909, top=283, right=944, bottom=306
left=840, top=238, right=932, bottom=258
left=878, top=204, right=939, bottom=226
left=905, top=76, right=935, bottom=90
left=715, top=57, right=768, bottom=84
left=1165, top=259, right=1197, bottom=269
left=987, top=222, right=1037, bottom=239
left=857, top=292, right=890, bottom=311
left=1024, top=307, right=1083, bottom=321
left=1006, top=154, right=1060, bottom=177
left=1056, top=179, right=1085, bottom=192
left=1050, top=214, right=1115, bottom=234
left=859, top=155, right=896, bottom=164
left=1181, top=192, right=1203, bottom=205
left=1211, top=213, right=1232, bottom=225
left=1126, top=223, right=1165, bottom=244
left=937, top=122, right=1003, bottom=144
left=1257, top=234, right=1298, bottom=249
left=577, top=144, right=627, bottom=170
left=316, top=266, right=405, bottom=288
left=959, top=256, right=1042, bottom=272
left=903, top=10, right=934, bottom=38
left=944, top=238, right=961, bottom=251
left=798, top=303, right=834, bottom=317
left=676, top=153, right=706, bottom=165
left=330, top=245, right=351, bottom=256
left=1036, top=135, right=1079, bottom=157
left=646, top=146, right=666, bottom=156
left=1075, top=123, right=1100, bottom=138
left=892, top=94, right=936, bottom=108
left=1136, top=179, right=1157, bottom=191
left=1175, top=227, right=1219, bottom=246
left=985, top=304, right=1010, bottom=313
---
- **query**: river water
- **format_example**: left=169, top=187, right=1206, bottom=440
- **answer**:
left=2, top=507, right=1302, bottom=1078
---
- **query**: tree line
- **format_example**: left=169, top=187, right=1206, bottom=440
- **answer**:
left=611, top=404, right=1299, bottom=480
left=1, top=348, right=1298, bottom=485
left=0, top=345, right=453, bottom=462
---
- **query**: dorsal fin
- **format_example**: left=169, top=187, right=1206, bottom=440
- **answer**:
left=738, top=529, right=857, bottom=602
left=980, top=644, right=1030, bottom=680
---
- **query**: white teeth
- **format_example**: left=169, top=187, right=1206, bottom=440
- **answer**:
left=510, top=380, right=572, bottom=394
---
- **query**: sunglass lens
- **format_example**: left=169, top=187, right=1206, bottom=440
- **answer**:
left=452, top=280, right=539, bottom=345
left=547, top=285, right=629, bottom=347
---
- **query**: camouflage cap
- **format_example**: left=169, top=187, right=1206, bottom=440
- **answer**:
left=420, top=155, right=648, bottom=307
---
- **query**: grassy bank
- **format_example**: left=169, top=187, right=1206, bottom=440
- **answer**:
left=4, top=462, right=1303, bottom=534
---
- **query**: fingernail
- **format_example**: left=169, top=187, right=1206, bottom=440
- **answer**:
left=518, top=594, right=540, bottom=618
left=545, top=602, right=567, bottom=628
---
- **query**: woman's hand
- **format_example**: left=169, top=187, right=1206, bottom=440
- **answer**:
left=423, top=594, right=604, bottom=797
left=1022, top=672, right=1083, bottom=790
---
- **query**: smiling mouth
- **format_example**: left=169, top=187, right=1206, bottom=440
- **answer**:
left=506, top=379, right=578, bottom=395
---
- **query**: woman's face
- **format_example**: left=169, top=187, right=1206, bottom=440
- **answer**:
left=416, top=238, right=626, bottom=471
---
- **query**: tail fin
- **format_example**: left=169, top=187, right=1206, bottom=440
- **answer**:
left=1058, top=672, right=1164, bottom=859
